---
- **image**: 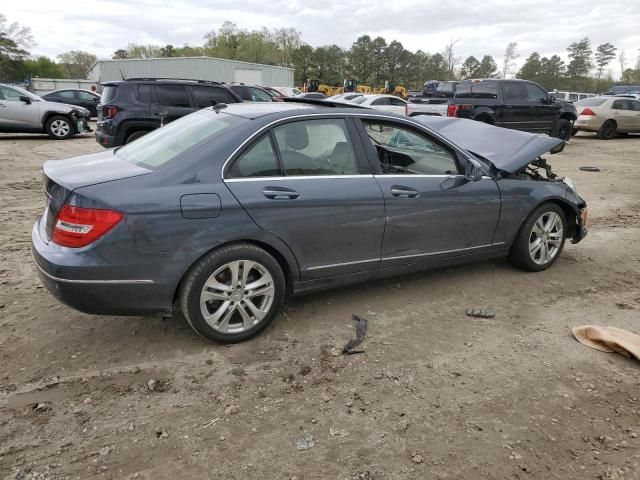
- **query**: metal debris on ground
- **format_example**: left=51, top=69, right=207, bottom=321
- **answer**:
left=466, top=306, right=495, bottom=318
left=579, top=166, right=601, bottom=172
left=342, top=315, right=368, bottom=354
left=294, top=433, right=316, bottom=450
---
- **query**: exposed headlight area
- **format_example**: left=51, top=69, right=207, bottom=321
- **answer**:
left=563, top=176, right=577, bottom=193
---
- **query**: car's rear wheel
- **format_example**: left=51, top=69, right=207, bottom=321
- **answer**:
left=126, top=130, right=149, bottom=143
left=45, top=115, right=74, bottom=140
left=180, top=244, right=285, bottom=343
left=597, top=120, right=616, bottom=140
left=550, top=119, right=572, bottom=141
left=509, top=203, right=567, bottom=272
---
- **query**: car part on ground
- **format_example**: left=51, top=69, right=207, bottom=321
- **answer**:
left=32, top=102, right=587, bottom=344
left=94, top=78, right=243, bottom=148
left=0, top=83, right=91, bottom=139
left=342, top=315, right=368, bottom=354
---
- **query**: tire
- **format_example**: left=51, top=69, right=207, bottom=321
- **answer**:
left=45, top=115, right=74, bottom=140
left=597, top=120, right=616, bottom=140
left=550, top=118, right=572, bottom=141
left=179, top=243, right=285, bottom=343
left=126, top=130, right=149, bottom=144
left=508, top=203, right=567, bottom=272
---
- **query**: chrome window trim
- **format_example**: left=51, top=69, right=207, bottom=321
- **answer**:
left=225, top=174, right=374, bottom=183
left=221, top=112, right=471, bottom=181
left=32, top=253, right=154, bottom=285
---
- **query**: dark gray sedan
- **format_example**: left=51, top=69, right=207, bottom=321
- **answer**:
left=32, top=101, right=588, bottom=343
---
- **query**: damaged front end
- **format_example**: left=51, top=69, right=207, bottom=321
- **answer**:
left=70, top=108, right=92, bottom=134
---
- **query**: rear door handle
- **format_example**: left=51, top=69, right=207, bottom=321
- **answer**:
left=263, top=187, right=300, bottom=199
left=390, top=185, right=419, bottom=198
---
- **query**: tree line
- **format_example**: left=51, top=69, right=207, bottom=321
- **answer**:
left=2, top=13, right=639, bottom=93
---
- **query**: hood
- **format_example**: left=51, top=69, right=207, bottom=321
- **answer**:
left=43, top=149, right=151, bottom=191
left=414, top=116, right=565, bottom=173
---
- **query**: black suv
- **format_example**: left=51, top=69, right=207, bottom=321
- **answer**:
left=95, top=79, right=243, bottom=147
left=447, top=79, right=577, bottom=140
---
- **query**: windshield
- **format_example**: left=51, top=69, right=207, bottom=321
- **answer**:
left=575, top=97, right=607, bottom=106
left=115, top=110, right=246, bottom=170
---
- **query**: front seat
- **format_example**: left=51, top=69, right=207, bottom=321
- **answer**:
left=328, top=141, right=354, bottom=173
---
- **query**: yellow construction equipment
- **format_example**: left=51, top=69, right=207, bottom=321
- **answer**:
left=302, top=79, right=408, bottom=98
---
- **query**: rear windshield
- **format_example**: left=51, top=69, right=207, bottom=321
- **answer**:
left=115, top=110, right=246, bottom=170
left=455, top=82, right=498, bottom=99
left=575, top=98, right=607, bottom=106
left=101, top=85, right=118, bottom=103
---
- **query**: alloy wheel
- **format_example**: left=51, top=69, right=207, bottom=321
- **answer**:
left=199, top=260, right=275, bottom=334
left=529, top=211, right=563, bottom=265
left=51, top=119, right=70, bottom=137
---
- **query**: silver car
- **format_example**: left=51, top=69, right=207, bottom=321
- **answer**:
left=0, top=83, right=91, bottom=139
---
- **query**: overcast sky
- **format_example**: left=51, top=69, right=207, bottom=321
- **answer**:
left=4, top=0, right=640, bottom=78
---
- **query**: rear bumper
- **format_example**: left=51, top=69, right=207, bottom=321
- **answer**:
left=31, top=219, right=174, bottom=315
left=95, top=129, right=117, bottom=148
left=574, top=116, right=602, bottom=132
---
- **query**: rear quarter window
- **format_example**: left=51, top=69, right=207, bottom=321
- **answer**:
left=455, top=82, right=498, bottom=99
left=191, top=86, right=236, bottom=107
left=153, top=84, right=191, bottom=107
left=101, top=85, right=118, bottom=103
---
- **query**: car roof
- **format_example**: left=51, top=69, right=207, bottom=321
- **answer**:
left=45, top=88, right=98, bottom=94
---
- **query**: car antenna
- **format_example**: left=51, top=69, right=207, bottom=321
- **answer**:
left=119, top=68, right=126, bottom=80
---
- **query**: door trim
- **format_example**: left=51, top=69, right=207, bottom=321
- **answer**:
left=306, top=258, right=379, bottom=271
left=381, top=242, right=505, bottom=262
left=225, top=174, right=374, bottom=183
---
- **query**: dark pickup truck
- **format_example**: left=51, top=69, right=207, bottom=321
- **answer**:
left=446, top=79, right=577, bottom=140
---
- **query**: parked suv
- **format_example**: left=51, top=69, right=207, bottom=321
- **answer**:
left=0, top=83, right=91, bottom=139
left=447, top=79, right=577, bottom=141
left=228, top=84, right=275, bottom=102
left=95, top=78, right=243, bottom=147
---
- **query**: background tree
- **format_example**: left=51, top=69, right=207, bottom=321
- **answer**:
left=348, top=35, right=373, bottom=83
left=442, top=38, right=460, bottom=78
left=475, top=55, right=499, bottom=78
left=0, top=13, right=35, bottom=50
left=594, top=42, right=616, bottom=90
left=292, top=44, right=313, bottom=84
left=384, top=40, right=406, bottom=82
left=159, top=44, right=176, bottom=57
left=460, top=55, right=480, bottom=79
left=517, top=52, right=542, bottom=83
left=19, top=56, right=66, bottom=78
left=370, top=37, right=387, bottom=85
left=112, top=49, right=129, bottom=59
left=57, top=50, right=97, bottom=78
left=502, top=42, right=519, bottom=78
left=566, top=37, right=592, bottom=88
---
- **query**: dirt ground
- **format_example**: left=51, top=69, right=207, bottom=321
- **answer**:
left=1, top=127, right=639, bottom=480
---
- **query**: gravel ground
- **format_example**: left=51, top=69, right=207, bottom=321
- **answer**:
left=0, top=129, right=639, bottom=480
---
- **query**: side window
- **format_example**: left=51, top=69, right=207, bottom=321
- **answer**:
left=371, top=97, right=391, bottom=106
left=568, top=93, right=579, bottom=102
left=612, top=100, right=629, bottom=110
left=153, top=84, right=190, bottom=107
left=389, top=97, right=406, bottom=106
left=525, top=84, right=547, bottom=102
left=231, top=86, right=251, bottom=101
left=191, top=86, right=235, bottom=108
left=137, top=84, right=151, bottom=103
left=362, top=121, right=459, bottom=175
left=58, top=90, right=76, bottom=99
left=0, top=86, right=23, bottom=101
left=78, top=91, right=96, bottom=101
left=503, top=83, right=527, bottom=102
left=630, top=100, right=640, bottom=112
left=227, top=135, right=281, bottom=178
left=273, top=119, right=358, bottom=176
left=248, top=87, right=272, bottom=102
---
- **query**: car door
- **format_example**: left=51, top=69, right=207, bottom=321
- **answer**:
left=224, top=117, right=386, bottom=280
left=524, top=83, right=558, bottom=132
left=0, top=85, right=41, bottom=129
left=356, top=117, right=501, bottom=268
left=150, top=84, right=196, bottom=124
left=611, top=99, right=635, bottom=131
left=630, top=100, right=640, bottom=130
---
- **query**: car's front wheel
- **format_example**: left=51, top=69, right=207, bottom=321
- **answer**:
left=550, top=118, right=572, bottom=141
left=45, top=115, right=74, bottom=140
left=509, top=203, right=567, bottom=272
left=180, top=244, right=285, bottom=343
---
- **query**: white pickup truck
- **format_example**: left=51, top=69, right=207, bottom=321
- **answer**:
left=405, top=98, right=450, bottom=117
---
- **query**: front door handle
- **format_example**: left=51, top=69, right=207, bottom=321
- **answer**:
left=263, top=187, right=300, bottom=199
left=390, top=185, right=419, bottom=198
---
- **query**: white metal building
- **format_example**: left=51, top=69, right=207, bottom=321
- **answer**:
left=87, top=57, right=294, bottom=87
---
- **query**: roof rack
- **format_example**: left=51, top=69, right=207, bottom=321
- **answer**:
left=123, top=78, right=224, bottom=85
left=281, top=98, right=369, bottom=109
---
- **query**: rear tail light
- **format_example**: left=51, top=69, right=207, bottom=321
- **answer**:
left=52, top=205, right=123, bottom=248
left=580, top=108, right=596, bottom=116
left=102, top=105, right=119, bottom=119
left=460, top=104, right=473, bottom=110
left=447, top=104, right=460, bottom=117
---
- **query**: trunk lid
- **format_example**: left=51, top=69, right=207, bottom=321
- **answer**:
left=414, top=116, right=565, bottom=173
left=41, top=150, right=151, bottom=239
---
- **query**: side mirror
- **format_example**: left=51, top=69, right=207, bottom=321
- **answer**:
left=547, top=95, right=555, bottom=104
left=19, top=95, right=31, bottom=104
left=464, top=157, right=484, bottom=182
